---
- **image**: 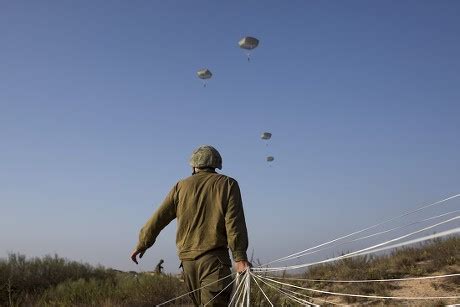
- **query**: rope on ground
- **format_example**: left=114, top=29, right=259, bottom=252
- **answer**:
left=256, top=276, right=315, bottom=305
left=252, top=271, right=338, bottom=306
left=271, top=281, right=338, bottom=306
left=260, top=193, right=460, bottom=266
left=265, top=273, right=460, bottom=283
left=257, top=275, right=460, bottom=300
left=253, top=219, right=459, bottom=272
left=156, top=272, right=235, bottom=306
left=252, top=272, right=317, bottom=305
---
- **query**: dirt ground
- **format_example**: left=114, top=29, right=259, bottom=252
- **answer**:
left=306, top=267, right=460, bottom=306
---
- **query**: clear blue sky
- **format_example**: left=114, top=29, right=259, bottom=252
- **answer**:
left=1, top=1, right=459, bottom=272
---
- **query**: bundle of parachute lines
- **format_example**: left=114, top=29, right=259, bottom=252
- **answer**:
left=156, top=193, right=459, bottom=305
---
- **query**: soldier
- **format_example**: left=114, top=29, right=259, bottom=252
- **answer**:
left=131, top=145, right=250, bottom=306
left=154, top=259, right=164, bottom=274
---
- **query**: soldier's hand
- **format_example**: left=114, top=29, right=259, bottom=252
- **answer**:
left=235, top=260, right=251, bottom=273
left=130, top=249, right=146, bottom=265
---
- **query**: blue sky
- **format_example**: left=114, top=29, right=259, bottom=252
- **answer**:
left=1, top=1, right=459, bottom=272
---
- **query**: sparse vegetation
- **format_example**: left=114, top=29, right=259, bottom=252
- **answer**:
left=0, top=254, right=189, bottom=306
left=252, top=236, right=459, bottom=305
left=0, top=237, right=458, bottom=306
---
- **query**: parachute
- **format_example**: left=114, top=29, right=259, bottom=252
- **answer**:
left=261, top=132, right=272, bottom=140
left=239, top=36, right=259, bottom=50
left=197, top=69, right=212, bottom=87
left=197, top=69, right=212, bottom=79
left=261, top=132, right=274, bottom=165
left=238, top=36, right=259, bottom=61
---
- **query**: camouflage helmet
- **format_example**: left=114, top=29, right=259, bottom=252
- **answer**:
left=189, top=145, right=222, bottom=170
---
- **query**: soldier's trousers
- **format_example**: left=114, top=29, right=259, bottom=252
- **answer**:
left=181, top=250, right=233, bottom=307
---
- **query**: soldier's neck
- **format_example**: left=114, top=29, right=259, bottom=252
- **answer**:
left=194, top=167, right=216, bottom=174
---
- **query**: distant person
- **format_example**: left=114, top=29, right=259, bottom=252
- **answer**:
left=154, top=259, right=164, bottom=274
left=131, top=145, right=250, bottom=306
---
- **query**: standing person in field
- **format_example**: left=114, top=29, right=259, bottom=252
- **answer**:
left=131, top=145, right=250, bottom=306
left=154, top=259, right=164, bottom=274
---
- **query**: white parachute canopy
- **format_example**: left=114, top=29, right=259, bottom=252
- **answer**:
left=197, top=69, right=212, bottom=87
left=238, top=36, right=259, bottom=61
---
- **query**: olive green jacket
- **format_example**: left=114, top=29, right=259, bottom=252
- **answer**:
left=135, top=170, right=248, bottom=262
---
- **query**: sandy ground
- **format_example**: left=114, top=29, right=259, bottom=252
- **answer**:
left=300, top=267, right=460, bottom=306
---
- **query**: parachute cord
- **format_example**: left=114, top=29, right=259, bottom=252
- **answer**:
left=259, top=193, right=460, bottom=267
left=253, top=226, right=460, bottom=273
left=255, top=275, right=460, bottom=300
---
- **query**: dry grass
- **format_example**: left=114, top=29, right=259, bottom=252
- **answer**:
left=0, top=254, right=190, bottom=306
left=0, top=236, right=458, bottom=306
left=251, top=236, right=459, bottom=306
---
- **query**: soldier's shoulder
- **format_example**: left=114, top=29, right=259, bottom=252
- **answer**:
left=215, top=173, right=239, bottom=185
left=176, top=175, right=194, bottom=185
left=176, top=172, right=239, bottom=186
